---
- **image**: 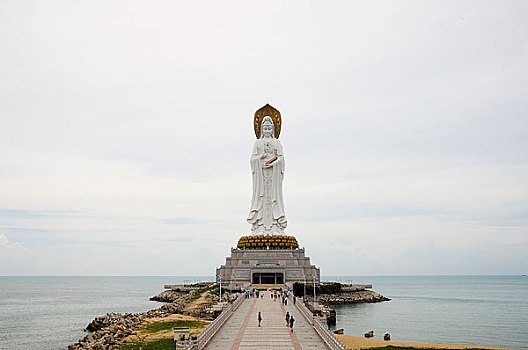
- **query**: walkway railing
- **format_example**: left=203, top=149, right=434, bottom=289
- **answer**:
left=295, top=298, right=347, bottom=350
left=176, top=293, right=245, bottom=350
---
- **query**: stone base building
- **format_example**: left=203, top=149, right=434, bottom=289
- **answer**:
left=216, top=235, right=320, bottom=288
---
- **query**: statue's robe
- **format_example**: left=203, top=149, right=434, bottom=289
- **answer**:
left=247, top=137, right=287, bottom=234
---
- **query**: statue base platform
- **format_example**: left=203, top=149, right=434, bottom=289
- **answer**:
left=216, top=243, right=320, bottom=289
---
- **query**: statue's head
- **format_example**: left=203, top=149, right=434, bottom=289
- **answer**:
left=261, top=116, right=275, bottom=138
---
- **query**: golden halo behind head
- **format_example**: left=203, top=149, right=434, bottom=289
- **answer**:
left=254, top=104, right=281, bottom=139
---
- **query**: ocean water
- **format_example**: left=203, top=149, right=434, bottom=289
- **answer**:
left=0, top=276, right=526, bottom=350
left=323, top=276, right=528, bottom=350
left=0, top=276, right=212, bottom=350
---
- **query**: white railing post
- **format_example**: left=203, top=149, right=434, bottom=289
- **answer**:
left=294, top=298, right=347, bottom=350
left=184, top=292, right=244, bottom=350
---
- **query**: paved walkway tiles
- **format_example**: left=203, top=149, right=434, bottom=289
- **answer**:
left=205, top=291, right=329, bottom=350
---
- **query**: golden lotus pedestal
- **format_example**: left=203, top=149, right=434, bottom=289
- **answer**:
left=236, top=235, right=299, bottom=250
left=216, top=234, right=320, bottom=289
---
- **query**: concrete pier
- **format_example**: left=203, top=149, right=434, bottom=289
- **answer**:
left=205, top=291, right=328, bottom=349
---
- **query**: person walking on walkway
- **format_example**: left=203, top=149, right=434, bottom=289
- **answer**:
left=285, top=311, right=290, bottom=326
left=258, top=311, right=262, bottom=327
left=289, top=315, right=295, bottom=332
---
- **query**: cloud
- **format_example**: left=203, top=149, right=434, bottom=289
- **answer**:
left=0, top=233, right=28, bottom=258
left=0, top=234, right=34, bottom=274
left=162, top=218, right=208, bottom=225
left=0, top=209, right=87, bottom=219
left=168, top=236, right=194, bottom=243
left=0, top=1, right=526, bottom=275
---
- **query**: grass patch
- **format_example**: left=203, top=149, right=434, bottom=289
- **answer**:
left=191, top=285, right=232, bottom=300
left=207, top=285, right=235, bottom=296
left=192, top=285, right=217, bottom=300
left=120, top=337, right=175, bottom=350
left=144, top=320, right=208, bottom=333
left=192, top=288, right=207, bottom=300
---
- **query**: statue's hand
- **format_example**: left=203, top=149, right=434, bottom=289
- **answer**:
left=260, top=153, right=268, bottom=159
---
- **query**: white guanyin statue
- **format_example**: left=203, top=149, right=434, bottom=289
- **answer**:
left=247, top=104, right=287, bottom=235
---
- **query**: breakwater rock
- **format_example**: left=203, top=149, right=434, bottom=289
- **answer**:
left=149, top=290, right=186, bottom=303
left=69, top=290, right=220, bottom=350
left=319, top=290, right=391, bottom=304
left=73, top=312, right=142, bottom=349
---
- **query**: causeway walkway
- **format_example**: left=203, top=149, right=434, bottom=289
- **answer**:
left=205, top=291, right=329, bottom=350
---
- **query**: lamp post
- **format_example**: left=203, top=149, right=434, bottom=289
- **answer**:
left=313, top=276, right=316, bottom=302
left=303, top=274, right=306, bottom=299
left=219, top=275, right=222, bottom=302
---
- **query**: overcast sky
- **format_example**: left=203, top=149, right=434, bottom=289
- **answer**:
left=0, top=0, right=526, bottom=276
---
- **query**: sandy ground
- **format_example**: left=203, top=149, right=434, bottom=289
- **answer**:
left=335, top=334, right=509, bottom=350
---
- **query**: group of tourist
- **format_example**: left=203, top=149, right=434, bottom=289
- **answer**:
left=256, top=290, right=296, bottom=332
left=245, top=289, right=262, bottom=298
left=270, top=289, right=295, bottom=305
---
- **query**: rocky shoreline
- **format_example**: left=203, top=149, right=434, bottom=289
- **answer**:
left=69, top=286, right=389, bottom=349
left=148, top=290, right=186, bottom=303
left=68, top=288, right=220, bottom=350
left=309, top=289, right=391, bottom=325
left=319, top=290, right=391, bottom=304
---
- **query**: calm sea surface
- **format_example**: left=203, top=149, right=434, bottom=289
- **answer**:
left=0, top=276, right=211, bottom=350
left=0, top=275, right=526, bottom=350
left=323, top=276, right=528, bottom=350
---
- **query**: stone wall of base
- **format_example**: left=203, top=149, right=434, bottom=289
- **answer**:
left=216, top=248, right=320, bottom=287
